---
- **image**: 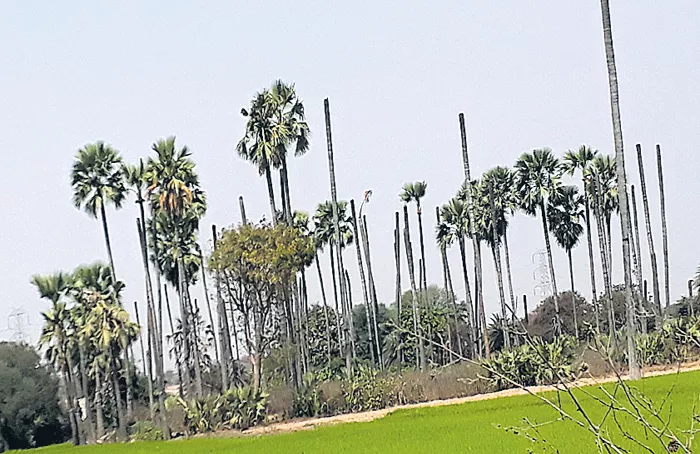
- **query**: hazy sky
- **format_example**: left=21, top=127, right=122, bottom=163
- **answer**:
left=1, top=1, right=699, bottom=346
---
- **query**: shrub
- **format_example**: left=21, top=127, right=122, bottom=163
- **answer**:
left=635, top=333, right=667, bottom=365
left=129, top=420, right=163, bottom=441
left=343, top=365, right=388, bottom=412
left=291, top=374, right=327, bottom=418
left=219, top=386, right=269, bottom=430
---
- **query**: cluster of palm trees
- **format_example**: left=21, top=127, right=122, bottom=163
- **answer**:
left=33, top=265, right=137, bottom=444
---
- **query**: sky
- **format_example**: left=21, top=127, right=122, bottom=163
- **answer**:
left=1, top=1, right=699, bottom=349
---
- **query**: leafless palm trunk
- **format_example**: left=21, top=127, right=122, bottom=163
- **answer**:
left=394, top=211, right=403, bottom=364
left=593, top=178, right=616, bottom=341
left=599, top=0, right=640, bottom=378
left=583, top=194, right=601, bottom=333
left=315, top=252, right=332, bottom=361
left=212, top=225, right=232, bottom=391
left=362, top=215, right=383, bottom=368
left=636, top=144, right=663, bottom=328
left=488, top=182, right=509, bottom=349
left=324, top=98, right=352, bottom=372
left=630, top=186, right=647, bottom=333
left=567, top=250, right=579, bottom=339
left=539, top=200, right=561, bottom=335
left=100, top=204, right=117, bottom=283
left=403, top=205, right=426, bottom=370
left=349, top=199, right=374, bottom=364
left=503, top=231, right=517, bottom=323
left=264, top=164, right=278, bottom=225
left=656, top=145, right=670, bottom=309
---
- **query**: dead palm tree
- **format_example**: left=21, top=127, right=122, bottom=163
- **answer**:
left=599, top=0, right=640, bottom=378
left=656, top=144, right=670, bottom=309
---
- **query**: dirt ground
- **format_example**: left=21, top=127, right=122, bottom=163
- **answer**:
left=218, top=360, right=700, bottom=438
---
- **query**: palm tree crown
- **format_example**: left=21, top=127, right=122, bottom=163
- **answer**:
left=71, top=142, right=126, bottom=218
left=514, top=148, right=563, bottom=215
left=548, top=185, right=585, bottom=253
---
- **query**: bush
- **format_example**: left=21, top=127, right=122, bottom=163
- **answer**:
left=219, top=386, right=268, bottom=430
left=129, top=420, right=163, bottom=441
left=291, top=374, right=327, bottom=418
left=635, top=333, right=667, bottom=366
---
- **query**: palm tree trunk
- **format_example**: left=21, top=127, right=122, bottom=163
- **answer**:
left=488, top=183, right=509, bottom=349
left=324, top=98, right=352, bottom=372
left=362, top=215, right=383, bottom=368
left=656, top=145, right=670, bottom=309
left=502, top=230, right=517, bottom=323
left=583, top=195, right=601, bottom=333
left=124, top=346, right=134, bottom=419
left=279, top=170, right=288, bottom=223
left=110, top=354, right=127, bottom=440
left=78, top=344, right=95, bottom=443
left=212, top=226, right=232, bottom=391
left=605, top=215, right=613, bottom=281
left=100, top=204, right=117, bottom=282
left=149, top=218, right=168, bottom=436
left=264, top=163, right=278, bottom=225
left=539, top=201, right=561, bottom=335
left=394, top=212, right=403, bottom=364
left=164, top=285, right=184, bottom=398
left=60, top=362, right=79, bottom=446
left=135, top=222, right=155, bottom=418
left=315, top=252, right=332, bottom=361
left=281, top=157, right=293, bottom=225
left=349, top=200, right=374, bottom=364
left=631, top=186, right=647, bottom=334
left=594, top=178, right=616, bottom=341
left=94, top=369, right=105, bottom=439
left=343, top=270, right=357, bottom=360
left=458, top=113, right=488, bottom=358
left=403, top=205, right=426, bottom=370
left=417, top=202, right=428, bottom=294
left=636, top=144, right=663, bottom=328
left=198, top=244, right=219, bottom=363
left=567, top=250, right=579, bottom=339
left=175, top=254, right=194, bottom=396
left=475, top=242, right=490, bottom=358
left=329, top=244, right=344, bottom=355
left=600, top=0, right=640, bottom=379
left=457, top=236, right=476, bottom=357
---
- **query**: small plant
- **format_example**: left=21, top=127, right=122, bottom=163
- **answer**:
left=635, top=333, right=666, bottom=365
left=219, top=386, right=269, bottom=430
left=171, top=396, right=222, bottom=435
left=343, top=365, right=388, bottom=412
left=292, top=374, right=327, bottom=418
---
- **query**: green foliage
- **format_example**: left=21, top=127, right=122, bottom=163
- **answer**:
left=219, top=387, right=269, bottom=430
left=291, top=375, right=327, bottom=418
left=342, top=365, right=387, bottom=412
left=635, top=333, right=667, bottom=366
left=128, top=421, right=163, bottom=442
left=482, top=335, right=583, bottom=390
left=0, top=342, right=67, bottom=451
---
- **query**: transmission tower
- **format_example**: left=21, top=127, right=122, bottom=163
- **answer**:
left=532, top=250, right=552, bottom=299
left=7, top=308, right=30, bottom=343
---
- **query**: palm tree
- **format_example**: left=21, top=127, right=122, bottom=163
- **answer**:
left=636, top=144, right=663, bottom=328
left=563, top=146, right=601, bottom=332
left=393, top=211, right=403, bottom=363
left=656, top=145, right=670, bottom=309
left=436, top=207, right=462, bottom=358
left=515, top=148, right=563, bottom=335
left=146, top=136, right=206, bottom=397
left=547, top=185, right=585, bottom=339
left=323, top=98, right=352, bottom=372
left=400, top=182, right=429, bottom=293
left=33, top=274, right=80, bottom=445
left=458, top=113, right=487, bottom=358
left=268, top=80, right=310, bottom=224
left=599, top=0, right=640, bottom=378
left=71, top=142, right=126, bottom=280
left=402, top=204, right=426, bottom=370
left=439, top=198, right=476, bottom=355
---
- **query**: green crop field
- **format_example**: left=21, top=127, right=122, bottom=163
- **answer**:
left=19, top=370, right=700, bottom=454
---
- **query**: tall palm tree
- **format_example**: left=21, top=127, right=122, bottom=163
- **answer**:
left=599, top=0, right=640, bottom=378
left=323, top=98, right=352, bottom=372
left=439, top=198, right=476, bottom=356
left=547, top=185, right=585, bottom=339
left=564, top=145, right=601, bottom=332
left=71, top=142, right=126, bottom=280
left=269, top=80, right=310, bottom=224
left=515, top=148, right=563, bottom=335
left=656, top=144, right=670, bottom=309
left=402, top=204, right=426, bottom=370
left=146, top=136, right=206, bottom=397
left=458, top=113, right=487, bottom=358
left=400, top=182, right=429, bottom=293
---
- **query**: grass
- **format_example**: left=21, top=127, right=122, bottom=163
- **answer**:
left=21, top=370, right=700, bottom=453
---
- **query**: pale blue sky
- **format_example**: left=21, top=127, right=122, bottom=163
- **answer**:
left=1, top=1, right=698, bottom=345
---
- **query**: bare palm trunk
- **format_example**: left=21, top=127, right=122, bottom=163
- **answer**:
left=281, top=157, right=293, bottom=225
left=403, top=205, right=426, bottom=370
left=584, top=195, right=601, bottom=333
left=394, top=211, right=403, bottom=364
left=324, top=98, right=352, bottom=372
left=60, top=363, right=79, bottom=446
left=631, top=186, right=647, bottom=334
left=350, top=199, right=374, bottom=364
left=78, top=344, right=95, bottom=443
left=605, top=216, right=613, bottom=282
left=656, top=145, right=670, bottom=309
left=459, top=113, right=488, bottom=358
left=124, top=347, right=134, bottom=419
left=110, top=354, right=126, bottom=440
left=636, top=144, right=663, bottom=328
left=175, top=254, right=193, bottom=396
left=134, top=301, right=154, bottom=418
left=600, top=0, right=640, bottom=378
left=212, top=225, right=232, bottom=391
left=417, top=202, right=428, bottom=294
left=362, top=215, right=383, bottom=368
left=100, top=204, right=117, bottom=282
left=475, top=242, right=490, bottom=358
left=329, top=244, right=344, bottom=355
left=315, top=252, right=332, bottom=361
left=198, top=244, right=219, bottom=363
left=94, top=369, right=105, bottom=439
left=164, top=285, right=184, bottom=398
left=594, top=178, right=616, bottom=340
left=567, top=250, right=579, bottom=339
left=539, top=201, right=561, bottom=335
